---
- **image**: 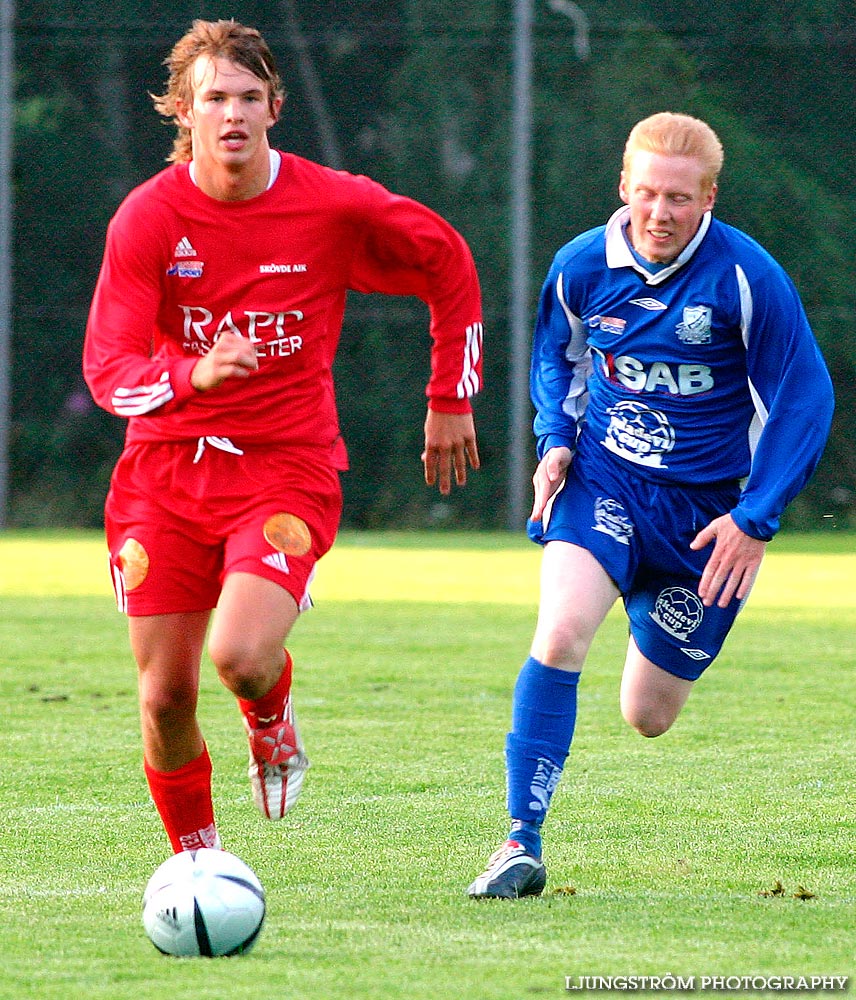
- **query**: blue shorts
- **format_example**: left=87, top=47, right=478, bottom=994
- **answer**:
left=528, top=446, right=743, bottom=681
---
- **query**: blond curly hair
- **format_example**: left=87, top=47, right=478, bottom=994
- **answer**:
left=151, top=19, right=285, bottom=164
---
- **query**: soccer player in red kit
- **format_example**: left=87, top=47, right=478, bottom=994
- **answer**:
left=83, top=20, right=483, bottom=854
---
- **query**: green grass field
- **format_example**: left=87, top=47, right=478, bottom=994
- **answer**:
left=0, top=531, right=853, bottom=999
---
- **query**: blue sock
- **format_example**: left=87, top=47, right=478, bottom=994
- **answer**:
left=508, top=819, right=543, bottom=858
left=505, top=657, right=580, bottom=857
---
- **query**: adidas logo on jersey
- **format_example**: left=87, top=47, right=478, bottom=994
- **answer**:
left=262, top=552, right=291, bottom=574
left=174, top=237, right=198, bottom=258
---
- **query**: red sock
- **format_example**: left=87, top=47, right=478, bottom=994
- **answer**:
left=144, top=745, right=220, bottom=853
left=238, top=650, right=293, bottom=728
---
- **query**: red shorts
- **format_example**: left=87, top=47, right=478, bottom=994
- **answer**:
left=104, top=438, right=343, bottom=616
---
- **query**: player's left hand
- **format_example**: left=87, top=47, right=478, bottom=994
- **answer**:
left=422, top=410, right=480, bottom=495
left=690, top=513, right=767, bottom=609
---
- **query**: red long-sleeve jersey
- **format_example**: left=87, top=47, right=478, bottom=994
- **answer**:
left=84, top=152, right=484, bottom=469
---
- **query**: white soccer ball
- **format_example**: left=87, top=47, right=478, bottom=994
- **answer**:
left=142, top=848, right=266, bottom=957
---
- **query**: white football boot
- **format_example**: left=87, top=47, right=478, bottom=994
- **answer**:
left=243, top=694, right=310, bottom=819
left=467, top=840, right=547, bottom=899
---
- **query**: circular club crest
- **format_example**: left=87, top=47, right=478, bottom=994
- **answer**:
left=603, top=400, right=675, bottom=467
left=649, top=587, right=704, bottom=640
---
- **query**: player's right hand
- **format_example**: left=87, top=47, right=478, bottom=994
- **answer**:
left=190, top=331, right=259, bottom=391
left=530, top=446, right=572, bottom=521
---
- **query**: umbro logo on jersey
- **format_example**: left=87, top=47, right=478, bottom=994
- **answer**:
left=174, top=237, right=198, bottom=258
left=630, top=297, right=667, bottom=311
left=262, top=552, right=291, bottom=574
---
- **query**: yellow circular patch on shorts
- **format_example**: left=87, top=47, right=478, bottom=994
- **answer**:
left=118, top=537, right=149, bottom=590
left=263, top=513, right=312, bottom=556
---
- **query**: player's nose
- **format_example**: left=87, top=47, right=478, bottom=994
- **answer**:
left=650, top=195, right=670, bottom=220
left=223, top=98, right=244, bottom=121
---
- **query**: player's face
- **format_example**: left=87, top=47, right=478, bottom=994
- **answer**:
left=176, top=56, right=281, bottom=191
left=619, top=152, right=716, bottom=263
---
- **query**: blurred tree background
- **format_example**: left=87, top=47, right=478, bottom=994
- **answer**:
left=7, top=0, right=855, bottom=530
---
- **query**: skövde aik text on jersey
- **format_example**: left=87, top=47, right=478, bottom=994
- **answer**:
left=530, top=207, right=834, bottom=539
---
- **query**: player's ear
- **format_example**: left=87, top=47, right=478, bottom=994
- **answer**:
left=175, top=100, right=194, bottom=129
left=618, top=170, right=630, bottom=205
left=703, top=181, right=718, bottom=212
left=269, top=95, right=283, bottom=127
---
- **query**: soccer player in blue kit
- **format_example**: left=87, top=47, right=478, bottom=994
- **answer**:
left=468, top=112, right=834, bottom=899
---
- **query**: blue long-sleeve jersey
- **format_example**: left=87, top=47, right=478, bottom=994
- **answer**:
left=531, top=207, right=834, bottom=540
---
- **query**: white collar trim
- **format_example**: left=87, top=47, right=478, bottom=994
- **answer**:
left=189, top=149, right=281, bottom=190
left=604, top=205, right=711, bottom=285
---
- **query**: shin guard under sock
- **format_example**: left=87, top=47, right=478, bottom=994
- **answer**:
left=505, top=656, right=580, bottom=854
left=144, top=744, right=220, bottom=853
left=237, top=650, right=293, bottom=728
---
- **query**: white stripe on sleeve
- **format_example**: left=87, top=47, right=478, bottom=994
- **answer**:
left=456, top=322, right=483, bottom=398
left=111, top=371, right=175, bottom=416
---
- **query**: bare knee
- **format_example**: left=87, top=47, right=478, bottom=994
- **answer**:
left=620, top=639, right=693, bottom=739
left=621, top=703, right=675, bottom=739
left=620, top=679, right=693, bottom=736
left=531, top=640, right=589, bottom=673
left=139, top=677, right=198, bottom=733
left=208, top=634, right=283, bottom=700
left=531, top=620, right=594, bottom=673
